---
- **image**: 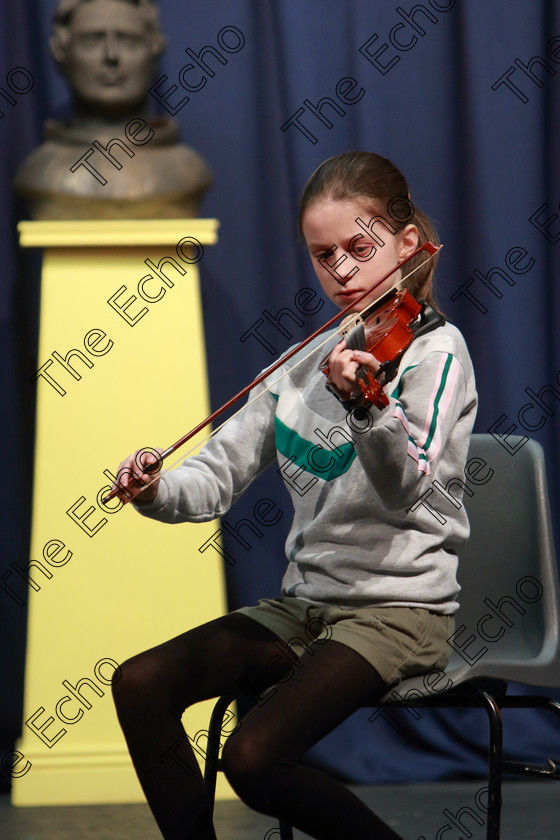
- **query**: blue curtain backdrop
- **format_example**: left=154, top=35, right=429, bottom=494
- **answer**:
left=1, top=0, right=559, bottom=786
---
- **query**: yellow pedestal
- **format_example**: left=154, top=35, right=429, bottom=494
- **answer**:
left=12, top=219, right=235, bottom=805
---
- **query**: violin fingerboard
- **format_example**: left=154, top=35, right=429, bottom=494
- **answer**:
left=343, top=322, right=366, bottom=352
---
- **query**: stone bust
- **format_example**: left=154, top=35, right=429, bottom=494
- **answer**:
left=14, top=0, right=213, bottom=219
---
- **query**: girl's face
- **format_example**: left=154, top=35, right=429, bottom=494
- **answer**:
left=301, top=199, right=419, bottom=313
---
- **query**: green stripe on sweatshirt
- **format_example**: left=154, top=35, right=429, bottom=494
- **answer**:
left=423, top=354, right=453, bottom=451
left=390, top=364, right=418, bottom=399
left=274, top=416, right=356, bottom=481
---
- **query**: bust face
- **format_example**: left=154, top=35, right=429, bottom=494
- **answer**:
left=61, top=0, right=157, bottom=116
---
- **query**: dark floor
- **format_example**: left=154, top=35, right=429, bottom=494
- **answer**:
left=0, top=780, right=557, bottom=839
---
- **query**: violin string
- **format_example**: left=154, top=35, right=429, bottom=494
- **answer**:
left=122, top=252, right=435, bottom=501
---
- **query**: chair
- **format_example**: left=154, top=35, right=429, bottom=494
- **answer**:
left=203, top=434, right=560, bottom=840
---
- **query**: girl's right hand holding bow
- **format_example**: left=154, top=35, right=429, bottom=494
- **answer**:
left=111, top=447, right=163, bottom=506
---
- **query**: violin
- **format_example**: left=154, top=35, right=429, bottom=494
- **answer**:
left=101, top=241, right=441, bottom=505
left=319, top=285, right=445, bottom=411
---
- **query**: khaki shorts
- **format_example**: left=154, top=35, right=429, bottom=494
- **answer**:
left=236, top=596, right=455, bottom=687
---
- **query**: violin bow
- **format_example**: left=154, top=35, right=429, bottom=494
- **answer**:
left=101, top=241, right=441, bottom=505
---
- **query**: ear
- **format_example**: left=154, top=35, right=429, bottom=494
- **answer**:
left=150, top=32, right=167, bottom=58
left=398, top=224, right=419, bottom=258
left=49, top=29, right=67, bottom=65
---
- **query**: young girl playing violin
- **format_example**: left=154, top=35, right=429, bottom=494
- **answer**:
left=111, top=151, right=477, bottom=840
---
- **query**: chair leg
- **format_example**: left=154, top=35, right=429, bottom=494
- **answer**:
left=278, top=817, right=294, bottom=839
left=545, top=698, right=560, bottom=718
left=203, top=693, right=237, bottom=811
left=471, top=688, right=504, bottom=840
left=501, top=757, right=560, bottom=778
left=498, top=696, right=560, bottom=779
left=204, top=695, right=295, bottom=838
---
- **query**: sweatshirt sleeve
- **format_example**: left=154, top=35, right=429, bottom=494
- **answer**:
left=132, top=383, right=278, bottom=524
left=350, top=343, right=477, bottom=511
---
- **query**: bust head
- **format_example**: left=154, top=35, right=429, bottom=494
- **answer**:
left=50, top=0, right=166, bottom=119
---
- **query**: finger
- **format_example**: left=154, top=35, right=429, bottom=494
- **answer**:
left=111, top=453, right=150, bottom=500
left=330, top=361, right=360, bottom=391
left=328, top=341, right=348, bottom=363
left=135, top=447, right=163, bottom=476
left=341, top=364, right=359, bottom=385
left=329, top=347, right=354, bottom=372
left=352, top=350, right=381, bottom=374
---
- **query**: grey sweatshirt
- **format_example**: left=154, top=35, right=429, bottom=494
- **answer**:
left=135, top=322, right=477, bottom=614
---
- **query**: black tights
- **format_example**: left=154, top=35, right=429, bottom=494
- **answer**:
left=112, top=612, right=404, bottom=840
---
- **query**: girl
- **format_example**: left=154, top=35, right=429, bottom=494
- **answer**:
left=111, top=151, right=477, bottom=840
